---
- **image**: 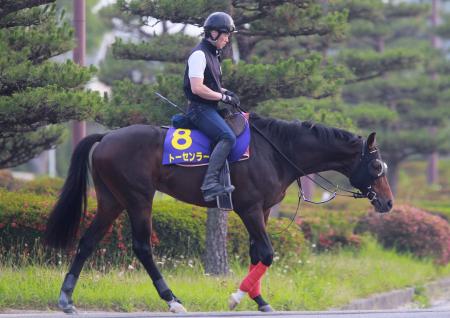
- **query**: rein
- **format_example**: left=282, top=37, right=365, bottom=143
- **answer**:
left=153, top=93, right=365, bottom=202
left=248, top=119, right=367, bottom=237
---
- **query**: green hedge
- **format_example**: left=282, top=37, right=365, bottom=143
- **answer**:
left=0, top=189, right=307, bottom=266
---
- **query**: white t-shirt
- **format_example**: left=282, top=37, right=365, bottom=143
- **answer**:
left=188, top=50, right=206, bottom=78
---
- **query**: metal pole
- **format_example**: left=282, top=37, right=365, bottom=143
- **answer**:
left=72, top=0, right=86, bottom=150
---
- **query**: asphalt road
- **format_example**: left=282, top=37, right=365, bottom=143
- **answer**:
left=2, top=297, right=449, bottom=318
left=1, top=309, right=450, bottom=318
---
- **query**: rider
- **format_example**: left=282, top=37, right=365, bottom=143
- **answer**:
left=183, top=12, right=241, bottom=202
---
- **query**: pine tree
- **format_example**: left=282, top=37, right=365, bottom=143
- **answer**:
left=337, top=0, right=450, bottom=193
left=0, top=0, right=103, bottom=168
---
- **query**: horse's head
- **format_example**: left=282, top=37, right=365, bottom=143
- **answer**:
left=349, top=132, right=393, bottom=213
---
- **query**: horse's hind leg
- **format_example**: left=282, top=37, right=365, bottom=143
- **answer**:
left=58, top=180, right=123, bottom=313
left=126, top=198, right=186, bottom=313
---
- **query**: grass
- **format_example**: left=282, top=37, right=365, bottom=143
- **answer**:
left=1, top=238, right=449, bottom=312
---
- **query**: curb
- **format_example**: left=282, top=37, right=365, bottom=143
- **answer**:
left=425, top=277, right=450, bottom=299
left=340, top=276, right=450, bottom=310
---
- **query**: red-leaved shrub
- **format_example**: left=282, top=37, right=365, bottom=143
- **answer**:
left=355, top=205, right=450, bottom=265
left=297, top=218, right=362, bottom=252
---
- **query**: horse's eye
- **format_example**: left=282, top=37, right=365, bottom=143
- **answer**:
left=369, top=159, right=384, bottom=177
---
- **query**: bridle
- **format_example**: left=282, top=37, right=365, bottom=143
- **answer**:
left=348, top=140, right=388, bottom=202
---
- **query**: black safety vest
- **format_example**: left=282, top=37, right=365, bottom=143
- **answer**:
left=183, top=39, right=222, bottom=107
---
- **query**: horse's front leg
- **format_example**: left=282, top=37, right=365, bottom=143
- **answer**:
left=246, top=239, right=273, bottom=312
left=229, top=209, right=274, bottom=312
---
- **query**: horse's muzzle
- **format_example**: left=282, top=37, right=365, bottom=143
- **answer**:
left=372, top=198, right=393, bottom=213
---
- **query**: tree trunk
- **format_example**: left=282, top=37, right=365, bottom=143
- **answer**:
left=72, top=0, right=86, bottom=149
left=427, top=151, right=439, bottom=185
left=235, top=35, right=258, bottom=61
left=204, top=207, right=229, bottom=275
left=428, top=0, right=441, bottom=185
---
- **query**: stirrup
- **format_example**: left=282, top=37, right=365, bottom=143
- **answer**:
left=217, top=160, right=234, bottom=210
left=202, top=184, right=234, bottom=202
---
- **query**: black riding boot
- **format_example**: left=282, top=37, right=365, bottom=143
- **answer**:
left=201, top=139, right=235, bottom=202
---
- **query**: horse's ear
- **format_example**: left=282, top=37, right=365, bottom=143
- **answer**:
left=367, top=132, right=377, bottom=150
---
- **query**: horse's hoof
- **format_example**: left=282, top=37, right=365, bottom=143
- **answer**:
left=58, top=292, right=77, bottom=314
left=168, top=300, right=187, bottom=313
left=58, top=303, right=77, bottom=314
left=259, top=304, right=274, bottom=312
left=228, top=293, right=240, bottom=310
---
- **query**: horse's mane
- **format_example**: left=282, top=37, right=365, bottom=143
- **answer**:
left=249, top=113, right=361, bottom=146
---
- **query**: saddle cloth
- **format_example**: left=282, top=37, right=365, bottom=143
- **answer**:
left=162, top=117, right=250, bottom=166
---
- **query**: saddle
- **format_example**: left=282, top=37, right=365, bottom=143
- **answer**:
left=219, top=109, right=247, bottom=137
left=163, top=111, right=250, bottom=167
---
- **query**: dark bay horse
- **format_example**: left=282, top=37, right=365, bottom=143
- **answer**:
left=45, top=113, right=393, bottom=313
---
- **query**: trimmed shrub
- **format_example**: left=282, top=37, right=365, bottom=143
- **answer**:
left=0, top=189, right=307, bottom=266
left=355, top=205, right=450, bottom=265
left=151, top=200, right=207, bottom=258
left=19, top=177, right=64, bottom=196
left=0, top=172, right=63, bottom=195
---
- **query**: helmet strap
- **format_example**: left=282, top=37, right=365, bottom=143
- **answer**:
left=205, top=30, right=222, bottom=46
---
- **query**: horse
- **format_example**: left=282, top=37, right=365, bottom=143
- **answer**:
left=44, top=113, right=393, bottom=313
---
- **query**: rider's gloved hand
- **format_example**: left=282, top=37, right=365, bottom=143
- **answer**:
left=221, top=91, right=240, bottom=108
left=224, top=89, right=239, bottom=99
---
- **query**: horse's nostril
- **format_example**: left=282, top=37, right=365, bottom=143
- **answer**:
left=387, top=200, right=393, bottom=210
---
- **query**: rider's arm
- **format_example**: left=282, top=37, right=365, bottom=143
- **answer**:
left=188, top=50, right=222, bottom=101
left=190, top=78, right=222, bottom=101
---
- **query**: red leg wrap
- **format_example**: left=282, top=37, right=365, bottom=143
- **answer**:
left=247, top=263, right=262, bottom=298
left=240, top=262, right=268, bottom=293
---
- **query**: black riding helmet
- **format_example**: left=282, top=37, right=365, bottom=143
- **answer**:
left=204, top=12, right=236, bottom=39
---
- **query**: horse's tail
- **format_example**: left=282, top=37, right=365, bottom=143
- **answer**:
left=45, top=133, right=105, bottom=249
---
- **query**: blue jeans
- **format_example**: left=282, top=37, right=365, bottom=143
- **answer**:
left=187, top=103, right=236, bottom=198
left=187, top=103, right=236, bottom=146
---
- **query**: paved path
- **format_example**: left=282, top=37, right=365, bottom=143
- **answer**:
left=432, top=299, right=450, bottom=310
left=1, top=309, right=450, bottom=318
